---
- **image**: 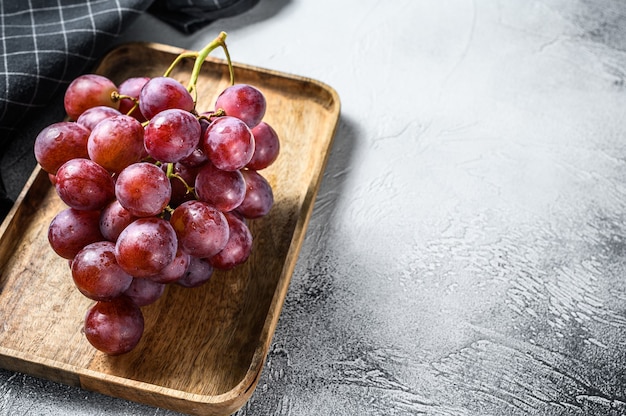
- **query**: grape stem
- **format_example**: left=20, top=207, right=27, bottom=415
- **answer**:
left=162, top=32, right=235, bottom=107
left=165, top=162, right=196, bottom=197
left=188, top=32, right=235, bottom=102
left=110, top=92, right=141, bottom=117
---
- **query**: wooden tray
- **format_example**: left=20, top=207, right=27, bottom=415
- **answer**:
left=0, top=42, right=340, bottom=415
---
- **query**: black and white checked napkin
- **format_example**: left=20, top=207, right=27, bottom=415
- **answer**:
left=0, top=0, right=258, bottom=219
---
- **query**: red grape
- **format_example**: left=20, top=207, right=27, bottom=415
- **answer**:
left=64, top=74, right=119, bottom=120
left=203, top=116, right=255, bottom=171
left=123, top=278, right=166, bottom=306
left=237, top=169, right=274, bottom=219
left=115, top=217, right=178, bottom=278
left=194, top=162, right=245, bottom=212
left=88, top=114, right=145, bottom=173
left=55, top=158, right=115, bottom=211
left=48, top=208, right=104, bottom=259
left=209, top=212, right=253, bottom=270
left=34, top=122, right=90, bottom=174
left=99, top=200, right=138, bottom=242
left=71, top=241, right=133, bottom=301
left=214, top=84, right=266, bottom=128
left=76, top=106, right=122, bottom=131
left=170, top=200, right=229, bottom=258
left=115, top=162, right=171, bottom=217
left=118, top=77, right=150, bottom=122
left=176, top=256, right=214, bottom=288
left=144, top=108, right=201, bottom=163
left=139, top=76, right=194, bottom=120
left=148, top=247, right=190, bottom=284
left=84, top=296, right=144, bottom=355
left=247, top=121, right=280, bottom=170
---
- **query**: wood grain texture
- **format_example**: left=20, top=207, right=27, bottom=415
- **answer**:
left=0, top=42, right=340, bottom=415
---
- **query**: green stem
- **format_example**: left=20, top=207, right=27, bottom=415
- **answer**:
left=165, top=162, right=174, bottom=178
left=187, top=31, right=235, bottom=99
left=163, top=52, right=197, bottom=77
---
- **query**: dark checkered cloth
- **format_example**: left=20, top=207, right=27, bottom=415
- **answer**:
left=0, top=0, right=258, bottom=219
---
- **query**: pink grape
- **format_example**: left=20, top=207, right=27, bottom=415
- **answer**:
left=148, top=247, right=190, bottom=284
left=115, top=162, right=171, bottom=217
left=209, top=212, right=253, bottom=270
left=118, top=77, right=149, bottom=122
left=139, top=76, right=194, bottom=120
left=84, top=296, right=144, bottom=355
left=115, top=217, right=178, bottom=278
left=144, top=108, right=201, bottom=163
left=64, top=74, right=119, bottom=120
left=237, top=169, right=274, bottom=219
left=203, top=116, right=255, bottom=171
left=55, top=158, right=115, bottom=211
left=71, top=241, right=133, bottom=301
left=123, top=278, right=165, bottom=306
left=247, top=121, right=280, bottom=170
left=194, top=162, right=245, bottom=212
left=48, top=208, right=104, bottom=259
left=34, top=121, right=90, bottom=174
left=99, top=200, right=138, bottom=242
left=214, top=84, right=266, bottom=128
left=76, top=106, right=122, bottom=131
left=170, top=200, right=229, bottom=258
left=88, top=114, right=145, bottom=173
left=176, top=256, right=214, bottom=288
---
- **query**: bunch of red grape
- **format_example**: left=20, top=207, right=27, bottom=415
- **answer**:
left=33, top=41, right=280, bottom=355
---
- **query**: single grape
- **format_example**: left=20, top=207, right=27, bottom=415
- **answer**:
left=236, top=169, right=274, bottom=219
left=115, top=217, right=178, bottom=278
left=71, top=241, right=133, bottom=301
left=76, top=106, right=122, bottom=131
left=169, top=200, right=229, bottom=258
left=176, top=256, right=214, bottom=288
left=99, top=200, right=138, bottom=242
left=209, top=212, right=253, bottom=270
left=117, top=77, right=150, bottom=122
left=34, top=122, right=90, bottom=174
left=247, top=121, right=280, bottom=170
left=55, top=158, right=115, bottom=211
left=115, top=162, right=171, bottom=217
left=144, top=108, right=201, bottom=163
left=48, top=208, right=104, bottom=259
left=83, top=296, right=144, bottom=355
left=148, top=247, right=190, bottom=284
left=194, top=162, right=245, bottom=212
left=214, top=84, right=266, bottom=128
left=138, top=76, right=194, bottom=120
left=203, top=116, right=255, bottom=171
left=123, top=278, right=166, bottom=306
left=88, top=114, right=145, bottom=173
left=64, top=74, right=119, bottom=120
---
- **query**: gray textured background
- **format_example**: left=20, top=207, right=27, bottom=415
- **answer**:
left=3, top=0, right=626, bottom=415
